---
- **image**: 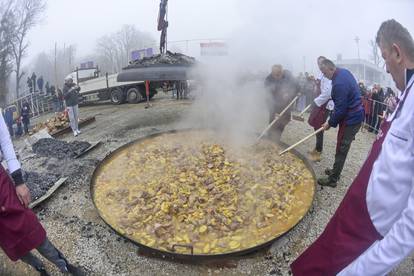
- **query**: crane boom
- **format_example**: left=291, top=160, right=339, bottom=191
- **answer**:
left=158, top=0, right=168, bottom=54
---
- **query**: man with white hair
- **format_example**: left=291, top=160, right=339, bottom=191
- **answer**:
left=63, top=76, right=81, bottom=136
left=291, top=19, right=414, bottom=276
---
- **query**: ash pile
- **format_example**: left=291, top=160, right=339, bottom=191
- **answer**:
left=32, top=138, right=91, bottom=159
left=24, top=171, right=60, bottom=200
left=22, top=138, right=95, bottom=201
left=126, top=51, right=196, bottom=68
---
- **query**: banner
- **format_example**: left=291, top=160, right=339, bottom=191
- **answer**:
left=131, top=48, right=154, bottom=61
left=80, top=61, right=94, bottom=69
left=200, top=42, right=228, bottom=56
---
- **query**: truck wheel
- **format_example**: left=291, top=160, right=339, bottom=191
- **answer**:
left=127, top=87, right=143, bottom=104
left=110, top=88, right=125, bottom=105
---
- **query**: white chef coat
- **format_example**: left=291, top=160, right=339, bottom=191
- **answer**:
left=338, top=73, right=414, bottom=276
left=315, top=73, right=334, bottom=110
left=0, top=112, right=21, bottom=174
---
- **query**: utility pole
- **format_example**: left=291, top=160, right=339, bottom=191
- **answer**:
left=68, top=45, right=72, bottom=70
left=354, top=36, right=361, bottom=81
left=54, top=42, right=57, bottom=89
left=303, top=56, right=306, bottom=73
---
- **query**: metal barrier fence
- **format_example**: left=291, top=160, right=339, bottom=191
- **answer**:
left=362, top=97, right=395, bottom=133
left=10, top=92, right=54, bottom=119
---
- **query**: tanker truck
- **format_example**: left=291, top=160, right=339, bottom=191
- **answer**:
left=65, top=67, right=158, bottom=105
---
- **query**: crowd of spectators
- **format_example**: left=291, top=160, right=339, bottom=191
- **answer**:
left=296, top=72, right=397, bottom=134
left=360, top=82, right=397, bottom=133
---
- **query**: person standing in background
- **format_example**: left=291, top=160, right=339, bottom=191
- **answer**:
left=27, top=77, right=33, bottom=93
left=362, top=86, right=372, bottom=129
left=45, top=81, right=50, bottom=95
left=37, top=76, right=44, bottom=93
left=304, top=73, right=316, bottom=107
left=383, top=88, right=397, bottom=118
left=63, top=77, right=81, bottom=137
left=296, top=73, right=307, bottom=112
left=21, top=102, right=30, bottom=135
left=374, top=84, right=385, bottom=132
left=31, top=73, right=37, bottom=93
left=57, top=88, right=65, bottom=112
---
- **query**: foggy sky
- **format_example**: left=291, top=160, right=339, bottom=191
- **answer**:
left=27, top=0, right=414, bottom=74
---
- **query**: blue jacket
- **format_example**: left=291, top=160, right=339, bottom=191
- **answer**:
left=328, top=68, right=364, bottom=127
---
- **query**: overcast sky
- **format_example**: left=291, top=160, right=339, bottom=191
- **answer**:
left=27, top=0, right=414, bottom=73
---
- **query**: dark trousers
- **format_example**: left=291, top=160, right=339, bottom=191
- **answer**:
left=23, top=122, right=29, bottom=134
left=314, top=110, right=330, bottom=152
left=315, top=130, right=324, bottom=152
left=268, top=110, right=290, bottom=142
left=20, top=237, right=68, bottom=272
left=330, top=123, right=361, bottom=182
left=7, top=124, right=14, bottom=137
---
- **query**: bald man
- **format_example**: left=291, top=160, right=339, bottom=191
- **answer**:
left=264, top=65, right=300, bottom=142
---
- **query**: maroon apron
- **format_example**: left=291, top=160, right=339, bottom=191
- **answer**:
left=308, top=103, right=328, bottom=129
left=335, top=122, right=346, bottom=153
left=0, top=166, right=46, bottom=261
left=291, top=83, right=412, bottom=275
left=335, top=104, right=364, bottom=153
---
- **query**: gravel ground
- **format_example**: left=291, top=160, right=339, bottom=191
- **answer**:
left=1, top=93, right=413, bottom=276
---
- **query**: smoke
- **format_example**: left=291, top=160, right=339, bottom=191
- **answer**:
left=178, top=58, right=269, bottom=146
left=177, top=0, right=413, bottom=145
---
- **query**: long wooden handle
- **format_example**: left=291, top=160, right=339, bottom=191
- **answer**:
left=299, top=104, right=312, bottom=116
left=279, top=127, right=324, bottom=155
left=256, top=96, right=299, bottom=142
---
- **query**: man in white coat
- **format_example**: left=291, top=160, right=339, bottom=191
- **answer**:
left=308, top=56, right=334, bottom=162
left=291, top=19, right=414, bottom=276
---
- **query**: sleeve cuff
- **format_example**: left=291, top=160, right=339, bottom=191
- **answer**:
left=11, top=169, right=24, bottom=186
left=328, top=119, right=337, bottom=128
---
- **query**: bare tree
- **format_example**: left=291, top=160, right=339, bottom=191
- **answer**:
left=95, top=25, right=156, bottom=73
left=0, top=1, right=15, bottom=105
left=28, top=44, right=77, bottom=91
left=369, top=39, right=381, bottom=67
left=96, top=35, right=118, bottom=73
left=10, top=0, right=45, bottom=98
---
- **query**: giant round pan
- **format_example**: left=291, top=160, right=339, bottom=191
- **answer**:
left=90, top=129, right=316, bottom=260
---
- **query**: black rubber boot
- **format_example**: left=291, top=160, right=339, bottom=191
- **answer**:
left=36, top=267, right=50, bottom=276
left=318, top=177, right=337, bottom=188
left=324, top=168, right=333, bottom=176
left=65, top=263, right=87, bottom=276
